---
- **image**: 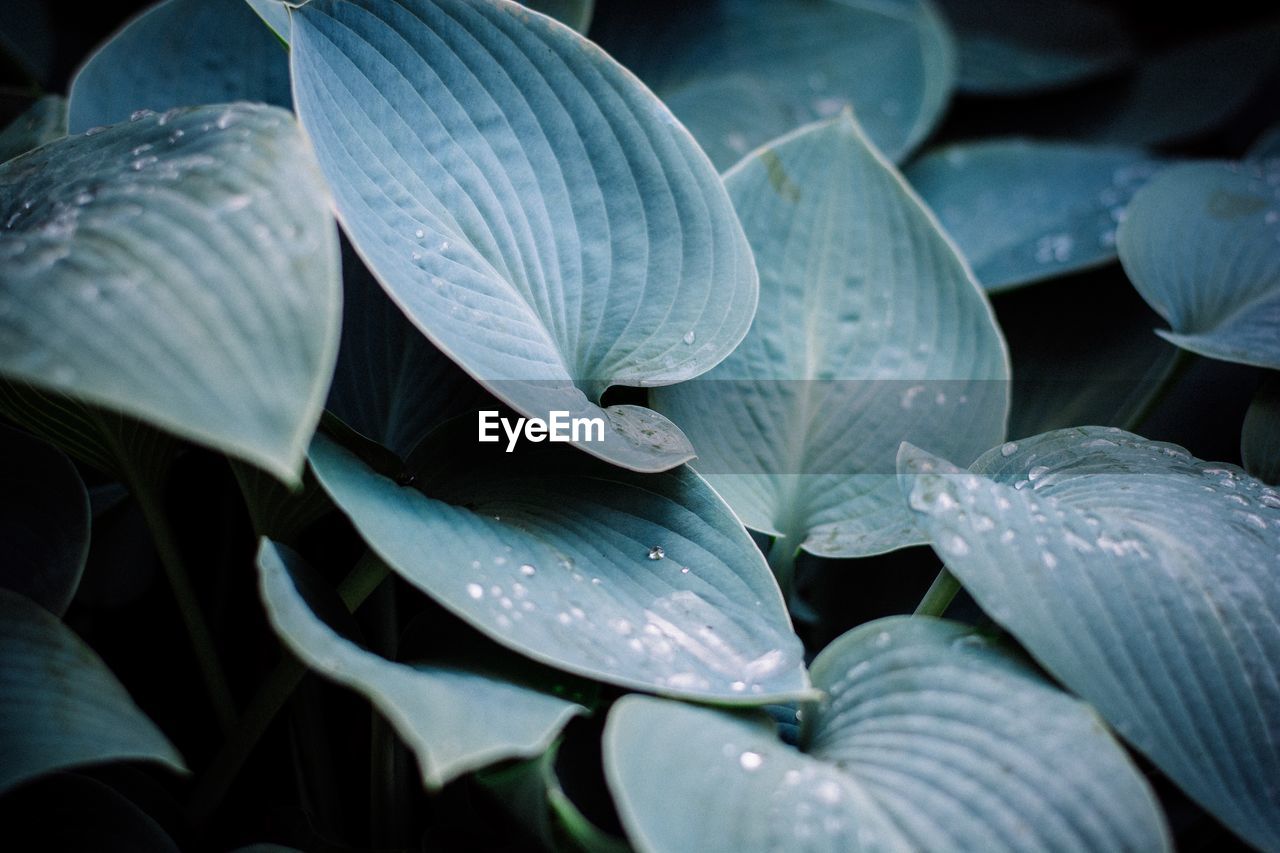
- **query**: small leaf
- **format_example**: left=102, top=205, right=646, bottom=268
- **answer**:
left=604, top=617, right=1168, bottom=853
left=257, top=540, right=588, bottom=789
left=0, top=96, right=66, bottom=164
left=326, top=241, right=487, bottom=460
left=290, top=0, right=758, bottom=472
left=1242, top=375, right=1280, bottom=484
left=653, top=115, right=1009, bottom=559
left=0, top=425, right=90, bottom=615
left=936, top=0, right=1132, bottom=96
left=68, top=0, right=291, bottom=133
left=907, top=139, right=1163, bottom=291
left=899, top=429, right=1280, bottom=851
left=0, top=103, right=341, bottom=483
left=1118, top=159, right=1280, bottom=370
left=308, top=433, right=812, bottom=703
left=594, top=0, right=956, bottom=169
left=0, top=588, right=185, bottom=795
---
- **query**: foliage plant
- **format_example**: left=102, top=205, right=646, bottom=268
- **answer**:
left=1, top=0, right=1278, bottom=850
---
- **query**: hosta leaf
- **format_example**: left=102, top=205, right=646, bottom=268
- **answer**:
left=0, top=104, right=341, bottom=483
left=1118, top=159, right=1280, bottom=370
left=245, top=0, right=292, bottom=43
left=0, top=588, right=185, bottom=794
left=604, top=617, right=1168, bottom=853
left=68, top=0, right=291, bottom=133
left=594, top=0, right=955, bottom=169
left=0, top=425, right=89, bottom=615
left=257, top=540, right=588, bottom=788
left=522, top=0, right=594, bottom=32
left=326, top=241, right=486, bottom=459
left=1243, top=375, right=1280, bottom=484
left=0, top=96, right=66, bottom=164
left=289, top=0, right=757, bottom=472
left=935, top=0, right=1131, bottom=96
left=907, top=140, right=1162, bottom=292
left=308, top=433, right=811, bottom=703
left=652, top=115, right=1009, bottom=560
left=899, top=428, right=1280, bottom=851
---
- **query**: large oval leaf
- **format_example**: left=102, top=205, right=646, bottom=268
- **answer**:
left=257, top=539, right=588, bottom=788
left=1118, top=159, right=1280, bottom=370
left=0, top=588, right=185, bottom=795
left=899, top=428, right=1280, bottom=851
left=0, top=96, right=66, bottom=164
left=308, top=433, right=811, bottom=703
left=907, top=139, right=1163, bottom=292
left=594, top=0, right=955, bottom=169
left=1243, top=376, right=1279, bottom=485
left=67, top=0, right=291, bottom=133
left=0, top=425, right=89, bottom=616
left=652, top=115, right=1009, bottom=561
left=604, top=616, right=1168, bottom=853
left=935, top=0, right=1131, bottom=96
left=289, top=0, right=758, bottom=472
left=0, top=103, right=341, bottom=483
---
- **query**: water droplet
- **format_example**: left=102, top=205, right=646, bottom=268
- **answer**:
left=647, top=545, right=665, bottom=561
left=873, top=631, right=891, bottom=648
left=682, top=330, right=696, bottom=345
left=680, top=566, right=690, bottom=574
left=519, top=563, right=536, bottom=576
left=1028, top=465, right=1050, bottom=481
left=1001, top=442, right=1018, bottom=457
left=814, top=780, right=843, bottom=803
left=466, top=583, right=484, bottom=600
left=739, top=751, right=764, bottom=771
left=942, top=533, right=970, bottom=556
left=1041, top=551, right=1058, bottom=569
left=84, top=125, right=109, bottom=136
left=129, top=109, right=153, bottom=122
left=730, top=680, right=746, bottom=692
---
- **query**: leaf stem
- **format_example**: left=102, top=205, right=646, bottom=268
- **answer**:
left=1122, top=348, right=1194, bottom=433
left=186, top=551, right=390, bottom=822
left=914, top=568, right=961, bottom=618
left=133, top=479, right=238, bottom=735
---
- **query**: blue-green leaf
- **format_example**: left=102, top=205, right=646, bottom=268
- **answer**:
left=1243, top=375, right=1280, bottom=485
left=1118, top=159, right=1280, bottom=370
left=0, top=425, right=89, bottom=616
left=0, top=96, right=66, bottom=164
left=594, top=0, right=955, bottom=170
left=0, top=588, right=185, bottom=795
left=290, top=0, right=758, bottom=472
left=68, top=0, right=291, bottom=133
left=899, top=429, right=1280, bottom=851
left=936, top=0, right=1131, bottom=96
left=0, top=104, right=341, bottom=483
left=605, top=617, right=1168, bottom=853
left=308, top=433, right=811, bottom=703
left=257, top=540, right=588, bottom=788
left=326, top=242, right=486, bottom=460
left=653, top=115, right=1009, bottom=559
left=907, top=139, right=1163, bottom=291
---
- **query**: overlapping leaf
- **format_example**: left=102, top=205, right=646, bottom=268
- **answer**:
left=653, top=115, right=1009, bottom=560
left=604, top=617, right=1168, bottom=853
left=0, top=103, right=341, bottom=482
left=289, top=0, right=758, bottom=472
left=258, top=540, right=588, bottom=788
left=907, top=139, right=1162, bottom=291
left=1242, top=376, right=1279, bottom=484
left=899, top=428, right=1280, bottom=851
left=0, top=425, right=89, bottom=615
left=308, top=433, right=811, bottom=703
left=935, top=0, right=1131, bottom=96
left=1118, top=159, right=1280, bottom=370
left=594, top=0, right=955, bottom=169
left=68, top=0, right=290, bottom=132
left=0, top=588, right=185, bottom=794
